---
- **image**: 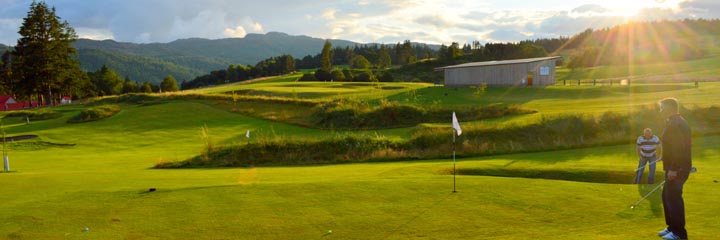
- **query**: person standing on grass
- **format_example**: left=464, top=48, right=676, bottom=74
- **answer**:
left=657, top=98, right=692, bottom=240
left=634, top=128, right=661, bottom=184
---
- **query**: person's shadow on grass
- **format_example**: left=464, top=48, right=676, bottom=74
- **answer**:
left=637, top=182, right=663, bottom=217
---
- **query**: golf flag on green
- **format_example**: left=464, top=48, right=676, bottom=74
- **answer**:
left=452, top=112, right=462, bottom=136
left=451, top=112, right=461, bottom=193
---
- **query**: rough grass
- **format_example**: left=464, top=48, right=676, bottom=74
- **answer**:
left=67, top=104, right=121, bottom=123
left=310, top=99, right=534, bottom=129
left=3, top=109, right=63, bottom=121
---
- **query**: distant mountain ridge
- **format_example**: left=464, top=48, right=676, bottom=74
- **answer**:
left=73, top=32, right=378, bottom=83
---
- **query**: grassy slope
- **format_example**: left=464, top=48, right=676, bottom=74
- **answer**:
left=556, top=43, right=720, bottom=81
left=2, top=66, right=720, bottom=238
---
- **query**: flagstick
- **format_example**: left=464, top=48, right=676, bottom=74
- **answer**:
left=453, top=129, right=457, bottom=193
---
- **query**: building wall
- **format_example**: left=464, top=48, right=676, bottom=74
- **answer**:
left=444, top=59, right=558, bottom=87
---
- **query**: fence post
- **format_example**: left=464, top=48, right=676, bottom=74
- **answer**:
left=577, top=79, right=581, bottom=86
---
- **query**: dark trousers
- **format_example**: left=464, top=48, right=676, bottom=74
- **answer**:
left=662, top=171, right=689, bottom=239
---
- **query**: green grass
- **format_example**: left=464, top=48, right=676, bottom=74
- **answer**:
left=2, top=61, right=720, bottom=238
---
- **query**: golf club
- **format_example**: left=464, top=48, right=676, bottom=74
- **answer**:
left=630, top=167, right=696, bottom=209
left=633, top=157, right=662, bottom=173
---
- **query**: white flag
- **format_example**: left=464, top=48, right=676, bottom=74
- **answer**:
left=246, top=130, right=250, bottom=138
left=452, top=112, right=462, bottom=136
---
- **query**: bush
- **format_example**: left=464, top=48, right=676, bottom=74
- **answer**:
left=330, top=70, right=346, bottom=82
left=314, top=69, right=331, bottom=81
left=354, top=71, right=377, bottom=82
left=298, top=73, right=317, bottom=81
left=4, top=108, right=62, bottom=121
left=378, top=72, right=394, bottom=82
left=67, top=105, right=121, bottom=123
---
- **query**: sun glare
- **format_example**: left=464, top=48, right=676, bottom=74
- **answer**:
left=603, top=0, right=681, bottom=17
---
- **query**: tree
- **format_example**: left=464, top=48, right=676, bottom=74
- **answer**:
left=314, top=69, right=331, bottom=81
left=281, top=55, right=296, bottom=73
left=122, top=76, right=139, bottom=93
left=330, top=69, right=346, bottom=82
left=11, top=1, right=82, bottom=105
left=160, top=75, right=179, bottom=92
left=320, top=40, right=333, bottom=72
left=377, top=45, right=392, bottom=69
left=0, top=51, right=12, bottom=94
left=141, top=82, right=153, bottom=93
left=437, top=44, right=448, bottom=62
left=350, top=55, right=371, bottom=69
left=447, top=42, right=463, bottom=61
left=91, top=65, right=123, bottom=96
left=298, top=73, right=317, bottom=81
left=342, top=69, right=355, bottom=82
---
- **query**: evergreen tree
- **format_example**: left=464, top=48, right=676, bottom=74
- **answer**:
left=160, top=75, right=179, bottom=92
left=320, top=40, right=333, bottom=72
left=140, top=82, right=153, bottom=93
left=91, top=65, right=123, bottom=96
left=0, top=51, right=12, bottom=94
left=377, top=45, right=392, bottom=69
left=122, top=76, right=139, bottom=93
left=11, top=1, right=81, bottom=105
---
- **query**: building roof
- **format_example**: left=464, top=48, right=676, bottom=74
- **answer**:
left=434, top=56, right=562, bottom=71
left=0, top=95, right=15, bottom=104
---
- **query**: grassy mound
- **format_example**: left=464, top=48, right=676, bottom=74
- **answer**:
left=311, top=99, right=534, bottom=129
left=156, top=135, right=402, bottom=168
left=67, top=104, right=121, bottom=123
left=3, top=108, right=63, bottom=121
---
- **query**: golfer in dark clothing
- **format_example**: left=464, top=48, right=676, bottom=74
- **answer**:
left=657, top=98, right=692, bottom=240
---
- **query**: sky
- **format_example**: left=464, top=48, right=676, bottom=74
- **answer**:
left=1, top=0, right=719, bottom=46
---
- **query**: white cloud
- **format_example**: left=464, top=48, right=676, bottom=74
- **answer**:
left=322, top=8, right=337, bottom=20
left=486, top=29, right=529, bottom=42
left=252, top=22, right=263, bottom=32
left=224, top=25, right=247, bottom=38
left=76, top=27, right=115, bottom=40
left=571, top=4, right=610, bottom=14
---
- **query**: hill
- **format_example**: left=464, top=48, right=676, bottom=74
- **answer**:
left=73, top=32, right=369, bottom=83
left=0, top=43, right=8, bottom=53
left=77, top=48, right=213, bottom=83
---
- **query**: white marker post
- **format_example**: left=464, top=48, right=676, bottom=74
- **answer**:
left=3, top=155, right=8, bottom=172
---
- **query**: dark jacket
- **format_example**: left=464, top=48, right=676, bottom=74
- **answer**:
left=662, top=114, right=692, bottom=172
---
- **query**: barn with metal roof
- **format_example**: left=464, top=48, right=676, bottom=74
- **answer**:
left=434, top=56, right=562, bottom=87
